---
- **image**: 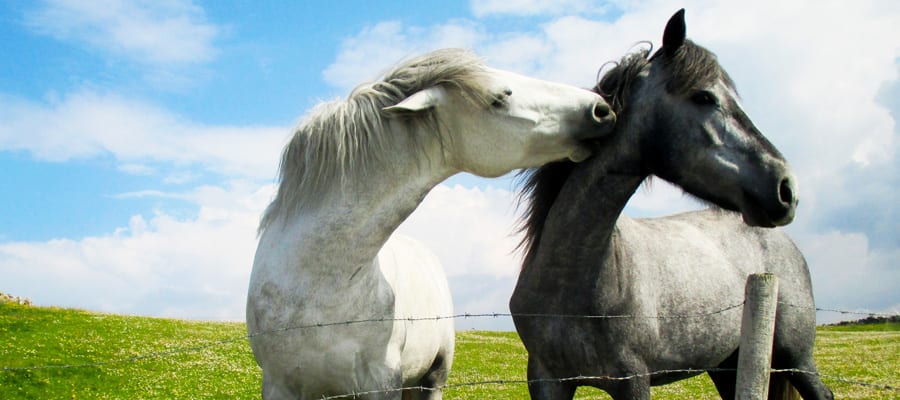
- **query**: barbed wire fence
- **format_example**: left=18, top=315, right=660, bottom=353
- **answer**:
left=2, top=301, right=899, bottom=398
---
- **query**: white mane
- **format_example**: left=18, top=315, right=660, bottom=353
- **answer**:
left=260, top=48, right=493, bottom=231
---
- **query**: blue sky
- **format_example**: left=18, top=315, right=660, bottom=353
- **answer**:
left=1, top=0, right=898, bottom=330
left=0, top=1, right=472, bottom=241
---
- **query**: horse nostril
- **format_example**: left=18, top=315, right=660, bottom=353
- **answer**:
left=592, top=101, right=612, bottom=122
left=778, top=178, right=794, bottom=206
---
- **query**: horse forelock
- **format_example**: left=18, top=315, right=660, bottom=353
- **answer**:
left=595, top=48, right=651, bottom=115
left=595, top=40, right=731, bottom=113
left=657, top=39, right=735, bottom=96
left=259, top=49, right=492, bottom=232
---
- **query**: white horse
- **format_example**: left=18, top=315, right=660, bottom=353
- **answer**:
left=247, top=48, right=616, bottom=400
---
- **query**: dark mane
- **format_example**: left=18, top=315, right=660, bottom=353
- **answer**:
left=516, top=40, right=728, bottom=266
left=515, top=160, right=579, bottom=266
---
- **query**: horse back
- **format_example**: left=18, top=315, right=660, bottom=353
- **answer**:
left=625, top=209, right=810, bottom=280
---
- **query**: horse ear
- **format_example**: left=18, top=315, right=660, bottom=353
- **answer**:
left=383, top=86, right=447, bottom=115
left=662, top=9, right=686, bottom=55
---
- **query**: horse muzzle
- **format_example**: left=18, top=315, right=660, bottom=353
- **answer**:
left=741, top=173, right=799, bottom=227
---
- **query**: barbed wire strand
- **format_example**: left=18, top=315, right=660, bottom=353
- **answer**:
left=6, top=303, right=900, bottom=372
left=3, top=303, right=745, bottom=372
left=318, top=368, right=738, bottom=400
left=315, top=367, right=900, bottom=400
left=3, top=304, right=898, bottom=395
left=247, top=301, right=747, bottom=339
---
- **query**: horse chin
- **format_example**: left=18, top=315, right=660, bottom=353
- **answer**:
left=739, top=202, right=784, bottom=228
left=699, top=196, right=774, bottom=228
left=740, top=212, right=776, bottom=228
left=739, top=196, right=796, bottom=228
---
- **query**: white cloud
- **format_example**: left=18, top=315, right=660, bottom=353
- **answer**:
left=682, top=1, right=899, bottom=172
left=0, top=182, right=523, bottom=327
left=25, top=0, right=219, bottom=66
left=624, top=179, right=707, bottom=217
left=793, top=230, right=900, bottom=323
left=448, top=274, right=519, bottom=330
left=397, top=184, right=523, bottom=278
left=321, top=7, right=685, bottom=91
left=322, top=20, right=486, bottom=93
left=0, top=181, right=272, bottom=320
left=0, top=91, right=288, bottom=180
left=117, top=163, right=156, bottom=176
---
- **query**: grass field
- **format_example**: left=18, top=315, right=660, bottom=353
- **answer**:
left=2, top=301, right=898, bottom=399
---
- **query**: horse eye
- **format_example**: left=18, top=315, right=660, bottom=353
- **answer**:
left=690, top=90, right=717, bottom=107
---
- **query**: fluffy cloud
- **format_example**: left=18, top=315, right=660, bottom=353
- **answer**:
left=24, top=0, right=219, bottom=66
left=793, top=230, right=900, bottom=323
left=0, top=182, right=524, bottom=327
left=682, top=1, right=899, bottom=173
left=322, top=20, right=486, bottom=93
left=0, top=91, right=288, bottom=180
left=0, top=181, right=272, bottom=320
left=397, top=184, right=522, bottom=278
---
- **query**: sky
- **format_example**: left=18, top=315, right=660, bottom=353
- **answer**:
left=0, top=0, right=897, bottom=330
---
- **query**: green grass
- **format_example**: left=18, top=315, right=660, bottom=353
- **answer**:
left=1, top=302, right=256, bottom=399
left=820, top=321, right=900, bottom=332
left=2, top=301, right=898, bottom=399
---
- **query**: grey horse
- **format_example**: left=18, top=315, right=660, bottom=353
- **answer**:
left=510, top=9, right=833, bottom=400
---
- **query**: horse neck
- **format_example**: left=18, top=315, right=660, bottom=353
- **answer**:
left=259, top=126, right=453, bottom=277
left=526, top=132, right=647, bottom=274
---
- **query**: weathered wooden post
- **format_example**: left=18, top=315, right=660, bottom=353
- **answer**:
left=736, top=273, right=779, bottom=400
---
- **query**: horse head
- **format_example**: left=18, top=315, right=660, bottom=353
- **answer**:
left=383, top=50, right=616, bottom=177
left=598, top=9, right=798, bottom=227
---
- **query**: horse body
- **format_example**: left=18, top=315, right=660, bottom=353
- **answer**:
left=510, top=10, right=831, bottom=400
left=514, top=209, right=818, bottom=397
left=249, top=184, right=453, bottom=397
left=248, top=48, right=615, bottom=400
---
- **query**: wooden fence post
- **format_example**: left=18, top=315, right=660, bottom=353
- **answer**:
left=736, top=273, right=779, bottom=400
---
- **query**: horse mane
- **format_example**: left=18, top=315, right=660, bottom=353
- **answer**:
left=516, top=40, right=729, bottom=266
left=260, top=48, right=494, bottom=232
